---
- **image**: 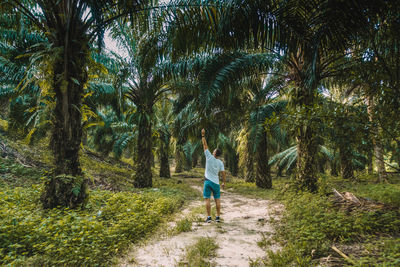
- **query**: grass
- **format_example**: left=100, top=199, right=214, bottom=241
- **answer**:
left=257, top=232, right=273, bottom=249
left=80, top=150, right=135, bottom=191
left=180, top=237, right=219, bottom=267
left=337, top=175, right=400, bottom=207
left=175, top=218, right=193, bottom=233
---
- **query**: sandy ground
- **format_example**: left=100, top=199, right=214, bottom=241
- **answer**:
left=117, top=185, right=283, bottom=267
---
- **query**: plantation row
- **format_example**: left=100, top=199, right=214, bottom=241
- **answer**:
left=1, top=0, right=400, bottom=265
left=1, top=0, right=399, bottom=206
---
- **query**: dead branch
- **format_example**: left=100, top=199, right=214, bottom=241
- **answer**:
left=332, top=245, right=356, bottom=265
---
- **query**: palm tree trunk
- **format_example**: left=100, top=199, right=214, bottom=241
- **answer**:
left=192, top=152, right=199, bottom=168
left=230, top=153, right=239, bottom=177
left=200, top=153, right=206, bottom=168
left=159, top=134, right=170, bottom=178
left=224, top=154, right=229, bottom=169
left=184, top=151, right=192, bottom=171
left=41, top=28, right=88, bottom=209
left=318, top=158, right=326, bottom=174
left=296, top=123, right=318, bottom=192
left=367, top=95, right=387, bottom=182
left=339, top=146, right=354, bottom=179
left=134, top=109, right=153, bottom=187
left=175, top=144, right=183, bottom=173
left=151, top=152, right=155, bottom=168
left=245, top=137, right=255, bottom=182
left=367, top=150, right=373, bottom=174
left=255, top=130, right=272, bottom=189
left=374, top=141, right=387, bottom=182
left=290, top=52, right=319, bottom=192
left=330, top=158, right=338, bottom=176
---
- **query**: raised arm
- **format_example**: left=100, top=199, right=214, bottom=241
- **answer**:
left=201, top=128, right=208, bottom=151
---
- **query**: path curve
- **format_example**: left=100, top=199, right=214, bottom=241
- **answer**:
left=118, top=185, right=282, bottom=267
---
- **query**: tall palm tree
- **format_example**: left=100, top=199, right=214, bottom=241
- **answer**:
left=171, top=98, right=198, bottom=173
left=155, top=98, right=174, bottom=178
left=4, top=0, right=154, bottom=207
left=249, top=98, right=287, bottom=188
left=109, top=20, right=172, bottom=187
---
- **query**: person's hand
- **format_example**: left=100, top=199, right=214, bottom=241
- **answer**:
left=221, top=182, right=225, bottom=190
left=201, top=128, right=205, bottom=137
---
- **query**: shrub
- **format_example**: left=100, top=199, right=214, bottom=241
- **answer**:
left=0, top=184, right=185, bottom=266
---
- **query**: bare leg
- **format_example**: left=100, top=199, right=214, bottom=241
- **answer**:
left=205, top=198, right=211, bottom=217
left=215, top=198, right=221, bottom=217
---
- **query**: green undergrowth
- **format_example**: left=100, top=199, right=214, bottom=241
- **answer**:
left=225, top=173, right=400, bottom=266
left=354, top=236, right=400, bottom=266
left=80, top=151, right=135, bottom=191
left=174, top=218, right=193, bottom=233
left=0, top=135, right=200, bottom=266
left=265, top=174, right=400, bottom=266
left=267, top=191, right=400, bottom=266
left=173, top=167, right=205, bottom=179
left=327, top=174, right=400, bottom=207
left=0, top=181, right=191, bottom=266
left=0, top=134, right=137, bottom=190
left=226, top=177, right=285, bottom=199
left=179, top=237, right=218, bottom=267
left=0, top=157, right=44, bottom=187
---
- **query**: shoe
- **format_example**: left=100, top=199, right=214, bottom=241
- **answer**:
left=215, top=216, right=221, bottom=223
left=205, top=216, right=212, bottom=223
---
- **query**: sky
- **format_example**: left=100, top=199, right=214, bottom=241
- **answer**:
left=104, top=29, right=128, bottom=58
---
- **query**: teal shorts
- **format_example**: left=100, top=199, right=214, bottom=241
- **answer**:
left=203, top=179, right=220, bottom=199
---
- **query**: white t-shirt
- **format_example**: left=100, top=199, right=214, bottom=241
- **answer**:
left=204, top=149, right=224, bottom=184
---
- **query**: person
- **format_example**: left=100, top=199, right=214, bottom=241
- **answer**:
left=201, top=128, right=226, bottom=223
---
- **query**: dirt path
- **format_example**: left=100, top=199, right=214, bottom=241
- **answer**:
left=118, top=185, right=283, bottom=267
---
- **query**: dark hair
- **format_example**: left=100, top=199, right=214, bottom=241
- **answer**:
left=215, top=148, right=222, bottom=157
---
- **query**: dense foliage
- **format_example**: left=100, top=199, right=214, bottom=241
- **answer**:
left=0, top=185, right=185, bottom=266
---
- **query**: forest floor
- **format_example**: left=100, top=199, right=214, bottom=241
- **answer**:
left=117, top=177, right=283, bottom=267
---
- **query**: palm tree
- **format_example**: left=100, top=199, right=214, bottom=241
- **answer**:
left=109, top=20, right=173, bottom=187
left=4, top=0, right=155, bottom=207
left=171, top=98, right=198, bottom=173
left=155, top=98, right=174, bottom=178
left=250, top=99, right=287, bottom=188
